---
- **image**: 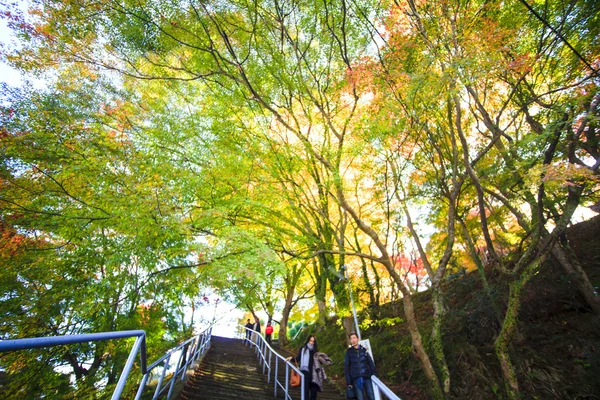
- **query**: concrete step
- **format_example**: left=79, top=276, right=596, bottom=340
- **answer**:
left=178, top=336, right=345, bottom=400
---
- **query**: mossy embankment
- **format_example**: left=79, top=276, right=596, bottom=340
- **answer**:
left=285, top=216, right=600, bottom=399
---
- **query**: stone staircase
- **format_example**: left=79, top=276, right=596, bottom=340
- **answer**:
left=178, top=336, right=345, bottom=400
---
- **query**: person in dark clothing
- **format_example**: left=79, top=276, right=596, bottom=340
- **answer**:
left=244, top=319, right=254, bottom=342
left=286, top=335, right=320, bottom=400
left=253, top=319, right=261, bottom=334
left=344, top=333, right=376, bottom=400
left=252, top=319, right=261, bottom=342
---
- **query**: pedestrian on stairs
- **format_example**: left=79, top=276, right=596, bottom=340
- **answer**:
left=252, top=319, right=261, bottom=342
left=244, top=319, right=254, bottom=343
left=265, top=321, right=274, bottom=345
left=286, top=335, right=325, bottom=400
left=344, top=332, right=376, bottom=400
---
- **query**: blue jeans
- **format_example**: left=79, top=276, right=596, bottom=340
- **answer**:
left=352, top=377, right=375, bottom=400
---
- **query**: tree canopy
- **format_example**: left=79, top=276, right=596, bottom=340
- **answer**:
left=1, top=0, right=598, bottom=398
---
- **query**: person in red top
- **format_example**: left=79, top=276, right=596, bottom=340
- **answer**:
left=265, top=321, right=274, bottom=344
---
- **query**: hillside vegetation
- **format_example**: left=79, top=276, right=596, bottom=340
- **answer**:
left=287, top=216, right=600, bottom=399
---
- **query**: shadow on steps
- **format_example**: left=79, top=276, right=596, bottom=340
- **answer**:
left=179, top=336, right=345, bottom=400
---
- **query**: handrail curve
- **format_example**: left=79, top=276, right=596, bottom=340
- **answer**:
left=242, top=325, right=306, bottom=400
left=0, top=327, right=212, bottom=400
left=240, top=325, right=401, bottom=400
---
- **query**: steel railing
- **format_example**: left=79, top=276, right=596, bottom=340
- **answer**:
left=241, top=325, right=305, bottom=400
left=136, top=326, right=212, bottom=400
left=372, top=375, right=401, bottom=400
left=0, top=327, right=212, bottom=400
left=240, top=325, right=401, bottom=400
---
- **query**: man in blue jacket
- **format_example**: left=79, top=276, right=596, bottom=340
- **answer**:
left=344, top=332, right=376, bottom=400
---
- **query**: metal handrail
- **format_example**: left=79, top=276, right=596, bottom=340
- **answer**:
left=135, top=326, right=212, bottom=400
left=372, top=375, right=401, bottom=400
left=241, top=325, right=305, bottom=400
left=0, top=327, right=212, bottom=400
left=0, top=330, right=146, bottom=400
left=240, top=325, right=401, bottom=400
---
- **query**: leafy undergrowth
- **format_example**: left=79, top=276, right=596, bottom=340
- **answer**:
left=285, top=216, right=600, bottom=399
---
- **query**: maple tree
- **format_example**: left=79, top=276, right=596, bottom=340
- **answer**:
left=357, top=0, right=600, bottom=397
left=1, top=0, right=599, bottom=399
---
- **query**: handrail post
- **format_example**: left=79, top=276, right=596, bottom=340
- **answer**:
left=285, top=362, right=289, bottom=398
left=192, top=334, right=200, bottom=360
left=111, top=335, right=145, bottom=400
left=236, top=324, right=402, bottom=400
left=262, top=343, right=266, bottom=374
left=199, top=333, right=205, bottom=356
left=152, top=355, right=171, bottom=400
left=184, top=336, right=197, bottom=375
left=166, top=345, right=186, bottom=399
left=274, top=357, right=278, bottom=398
left=134, top=372, right=150, bottom=400
left=300, top=370, right=305, bottom=400
left=256, top=336, right=260, bottom=360
left=371, top=376, right=401, bottom=400
left=267, top=348, right=272, bottom=383
left=179, top=342, right=191, bottom=381
left=374, top=385, right=382, bottom=400
left=195, top=333, right=203, bottom=358
left=0, top=327, right=214, bottom=400
left=199, top=333, right=207, bottom=357
left=196, top=334, right=202, bottom=358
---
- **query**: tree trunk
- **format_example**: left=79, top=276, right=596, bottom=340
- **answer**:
left=494, top=260, right=539, bottom=399
left=107, top=362, right=118, bottom=385
left=459, top=217, right=504, bottom=327
left=279, top=311, right=290, bottom=346
left=355, top=232, right=378, bottom=310
left=342, top=316, right=355, bottom=340
left=63, top=351, right=85, bottom=381
left=317, top=298, right=327, bottom=322
left=325, top=253, right=351, bottom=321
left=552, top=241, right=600, bottom=315
left=369, top=259, right=381, bottom=310
left=360, top=259, right=377, bottom=310
left=279, top=290, right=293, bottom=346
left=336, top=190, right=444, bottom=398
left=402, top=292, right=445, bottom=399
left=431, top=287, right=451, bottom=394
left=314, top=257, right=328, bottom=324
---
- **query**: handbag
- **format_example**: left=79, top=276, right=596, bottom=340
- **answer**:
left=290, top=362, right=301, bottom=387
left=345, top=386, right=357, bottom=399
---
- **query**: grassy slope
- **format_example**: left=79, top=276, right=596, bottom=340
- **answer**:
left=286, top=216, right=600, bottom=399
